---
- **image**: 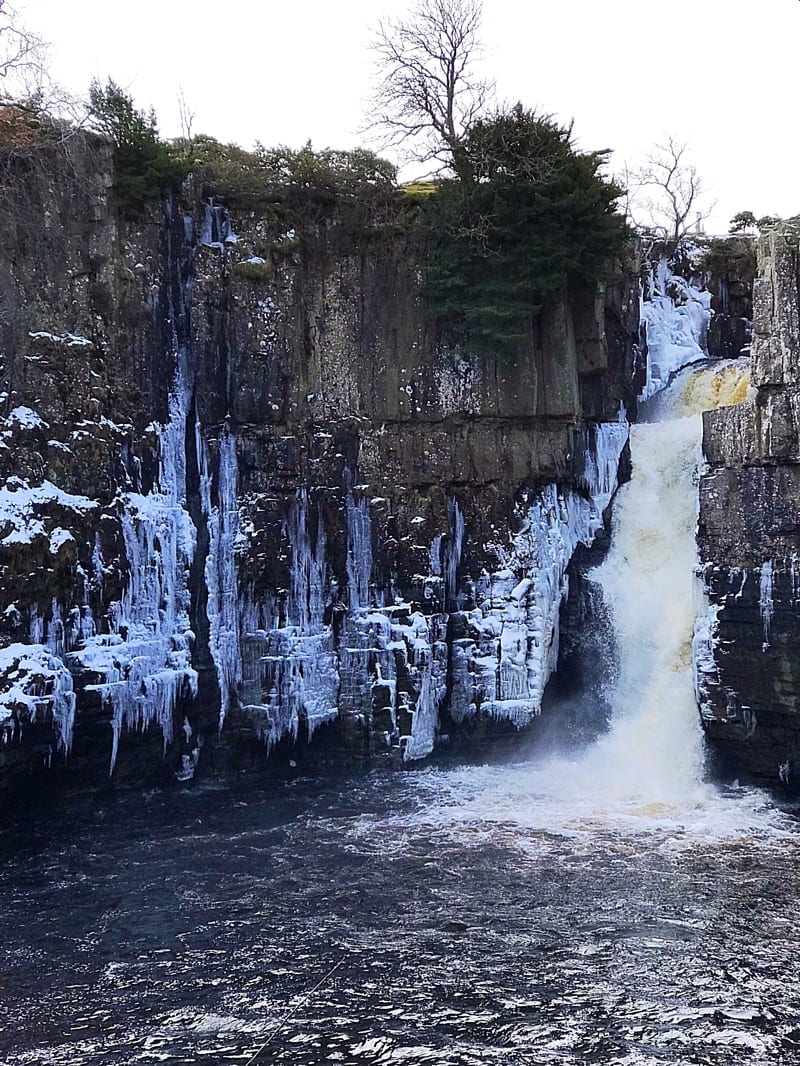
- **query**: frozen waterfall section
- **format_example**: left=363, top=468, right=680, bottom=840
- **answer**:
left=47, top=213, right=200, bottom=774
left=0, top=213, right=200, bottom=777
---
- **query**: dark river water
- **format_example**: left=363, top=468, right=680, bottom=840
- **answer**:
left=1, top=762, right=799, bottom=1066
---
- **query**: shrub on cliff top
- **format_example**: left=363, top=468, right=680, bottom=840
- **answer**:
left=256, top=142, right=397, bottom=194
left=171, top=135, right=269, bottom=205
left=175, top=136, right=398, bottom=226
left=423, top=105, right=628, bottom=356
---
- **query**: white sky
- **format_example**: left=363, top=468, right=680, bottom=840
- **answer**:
left=17, top=0, right=800, bottom=233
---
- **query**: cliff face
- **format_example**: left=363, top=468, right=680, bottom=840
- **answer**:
left=696, top=225, right=800, bottom=789
left=671, top=236, right=756, bottom=362
left=0, top=134, right=639, bottom=792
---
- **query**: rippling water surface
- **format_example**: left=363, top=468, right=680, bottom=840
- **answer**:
left=1, top=767, right=799, bottom=1066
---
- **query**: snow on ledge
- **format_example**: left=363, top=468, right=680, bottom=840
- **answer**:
left=28, top=330, right=93, bottom=348
left=0, top=642, right=75, bottom=753
left=0, top=480, right=97, bottom=548
left=6, top=406, right=48, bottom=431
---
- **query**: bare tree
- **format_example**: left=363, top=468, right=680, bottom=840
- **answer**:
left=368, top=0, right=493, bottom=181
left=624, top=137, right=714, bottom=245
left=177, top=87, right=195, bottom=142
left=0, top=1, right=47, bottom=102
left=0, top=3, right=86, bottom=139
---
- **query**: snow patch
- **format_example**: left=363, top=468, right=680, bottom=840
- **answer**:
left=0, top=642, right=75, bottom=754
left=7, top=406, right=48, bottom=431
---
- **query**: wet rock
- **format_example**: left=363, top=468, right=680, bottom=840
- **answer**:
left=698, top=224, right=800, bottom=790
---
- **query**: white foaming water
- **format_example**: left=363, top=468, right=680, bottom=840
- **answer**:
left=586, top=411, right=705, bottom=804
left=350, top=362, right=796, bottom=846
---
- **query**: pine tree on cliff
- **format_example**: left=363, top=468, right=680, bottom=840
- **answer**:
left=88, top=79, right=186, bottom=207
left=423, top=106, right=628, bottom=355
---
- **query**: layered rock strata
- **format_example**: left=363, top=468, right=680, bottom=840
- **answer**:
left=0, top=135, right=639, bottom=791
left=696, top=224, right=800, bottom=789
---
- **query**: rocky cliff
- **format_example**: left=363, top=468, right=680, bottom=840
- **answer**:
left=696, top=224, right=800, bottom=789
left=0, top=133, right=640, bottom=794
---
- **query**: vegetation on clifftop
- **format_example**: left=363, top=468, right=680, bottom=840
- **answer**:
left=421, top=105, right=628, bottom=355
left=366, top=0, right=629, bottom=356
left=88, top=79, right=188, bottom=208
left=176, top=136, right=398, bottom=217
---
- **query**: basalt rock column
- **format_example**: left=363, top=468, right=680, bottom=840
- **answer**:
left=696, top=224, right=800, bottom=790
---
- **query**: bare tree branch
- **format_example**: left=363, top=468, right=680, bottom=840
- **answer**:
left=0, top=2, right=47, bottom=96
left=177, top=87, right=195, bottom=142
left=0, top=1, right=85, bottom=127
left=623, top=136, right=715, bottom=246
left=367, top=0, right=493, bottom=180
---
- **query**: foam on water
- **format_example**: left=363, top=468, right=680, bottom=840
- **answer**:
left=369, top=760, right=796, bottom=858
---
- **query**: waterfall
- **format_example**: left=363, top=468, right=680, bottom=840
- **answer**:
left=401, top=359, right=756, bottom=839
left=588, top=413, right=706, bottom=798
left=580, top=360, right=751, bottom=802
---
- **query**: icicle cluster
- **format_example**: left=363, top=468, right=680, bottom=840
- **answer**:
left=70, top=386, right=198, bottom=772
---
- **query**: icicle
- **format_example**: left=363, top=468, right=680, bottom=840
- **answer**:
left=579, top=414, right=630, bottom=515
left=403, top=664, right=437, bottom=761
left=71, top=355, right=197, bottom=770
left=429, top=534, right=443, bottom=577
left=760, top=560, right=774, bottom=650
left=471, top=485, right=601, bottom=729
left=444, top=497, right=464, bottom=607
left=693, top=603, right=720, bottom=719
left=0, top=643, right=75, bottom=753
left=639, top=256, right=712, bottom=401
left=199, top=198, right=239, bottom=248
left=288, top=489, right=327, bottom=630
left=204, top=429, right=242, bottom=728
left=346, top=492, right=372, bottom=611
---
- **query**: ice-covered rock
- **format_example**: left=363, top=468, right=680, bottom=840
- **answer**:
left=640, top=258, right=712, bottom=400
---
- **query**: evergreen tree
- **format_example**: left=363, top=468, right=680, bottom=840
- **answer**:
left=423, top=105, right=628, bottom=354
left=88, top=79, right=186, bottom=207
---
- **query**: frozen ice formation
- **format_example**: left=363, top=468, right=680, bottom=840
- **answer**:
left=211, top=412, right=628, bottom=761
left=640, top=257, right=712, bottom=400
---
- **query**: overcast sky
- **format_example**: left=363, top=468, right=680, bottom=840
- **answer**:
left=18, top=0, right=800, bottom=232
